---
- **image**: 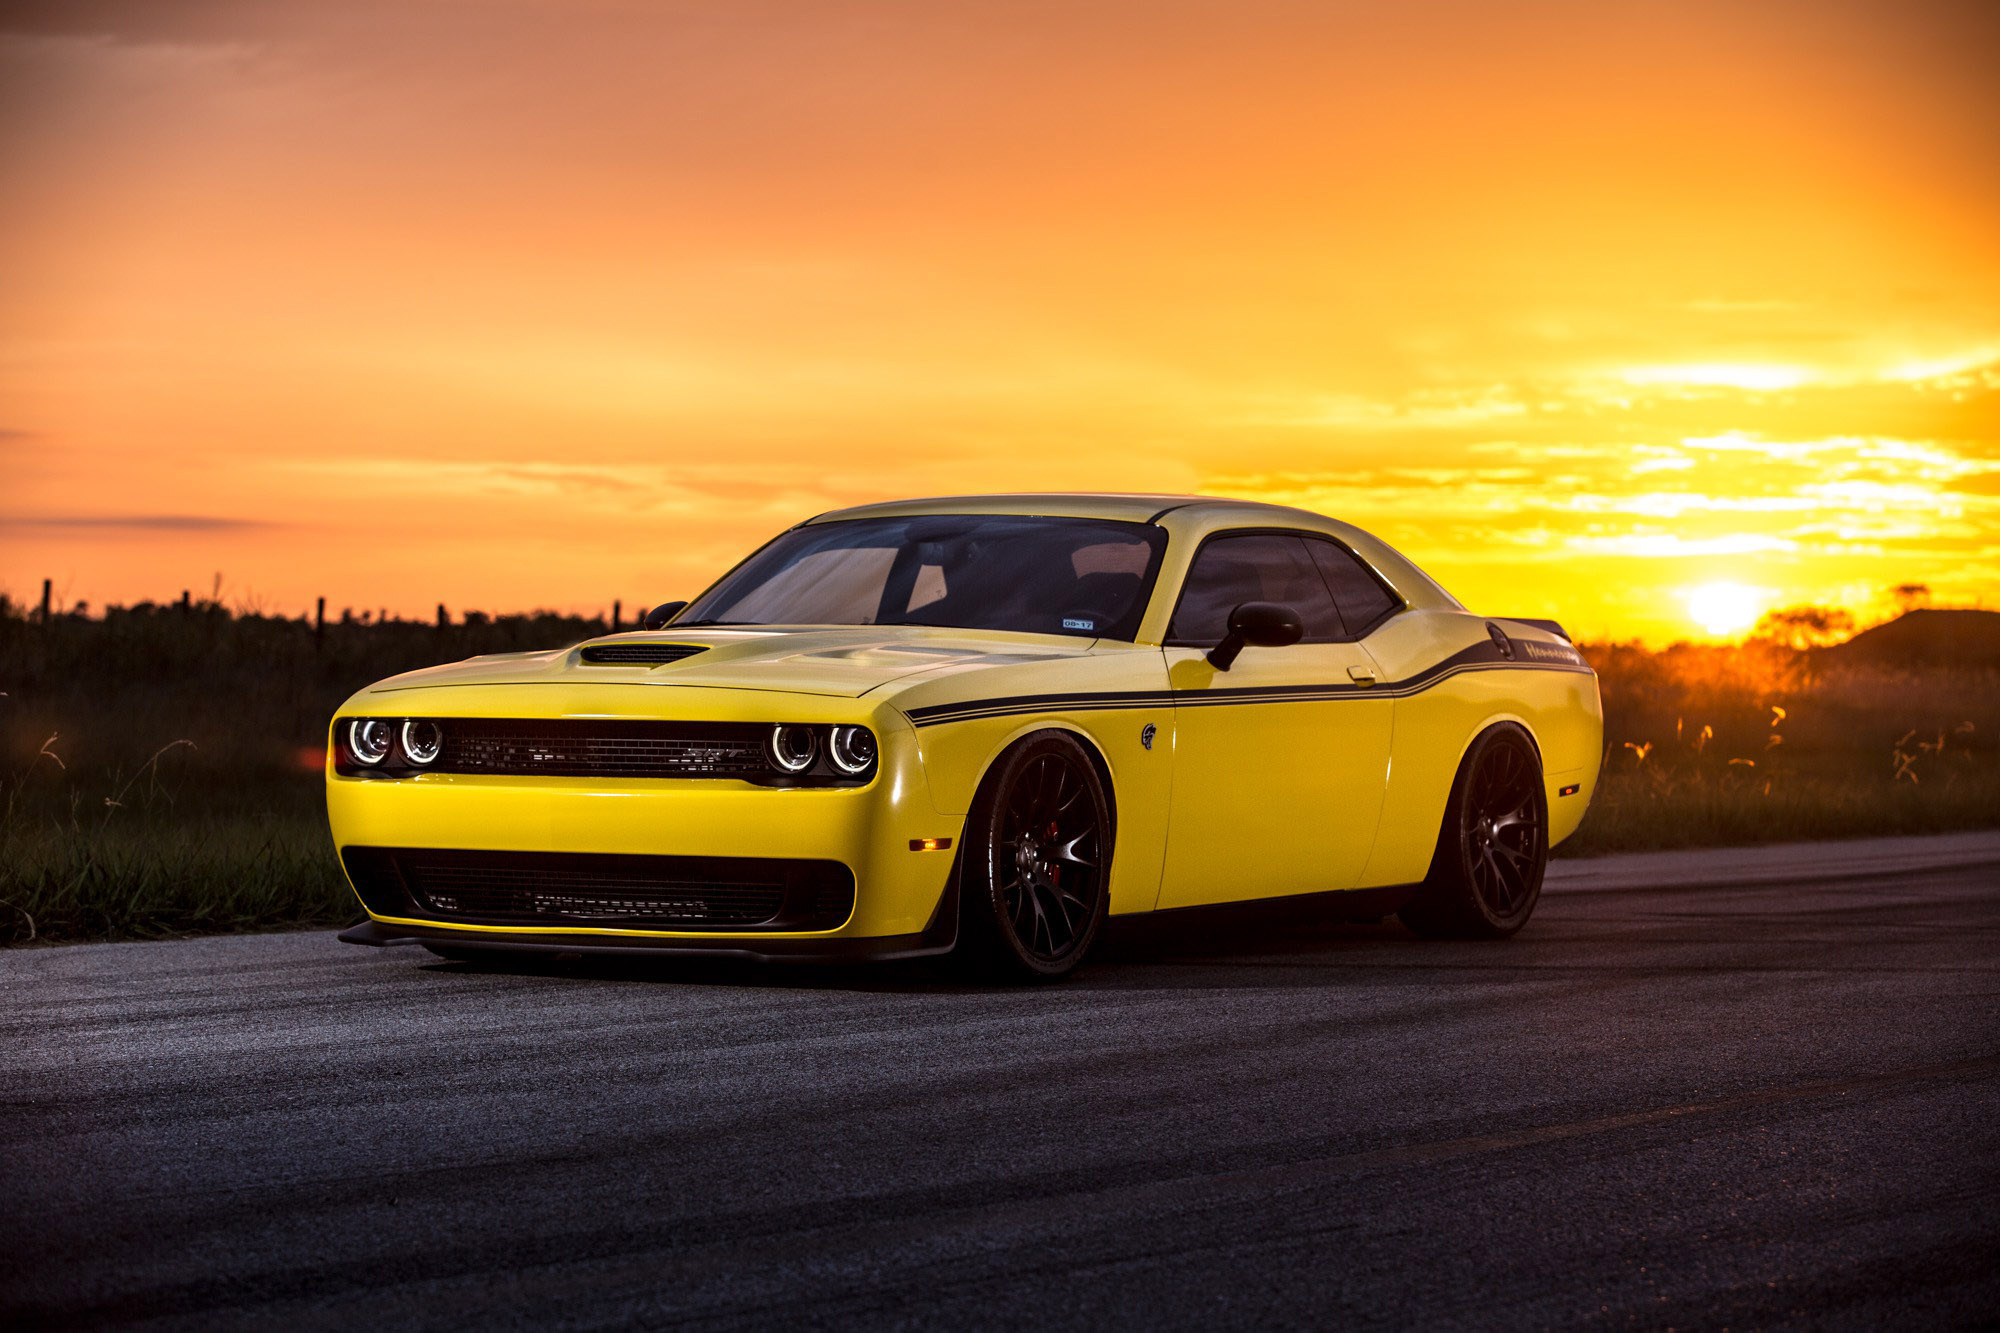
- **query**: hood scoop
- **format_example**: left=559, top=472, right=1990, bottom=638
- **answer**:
left=579, top=642, right=708, bottom=666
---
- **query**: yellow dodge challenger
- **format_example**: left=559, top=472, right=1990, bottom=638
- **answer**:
left=331, top=494, right=1601, bottom=978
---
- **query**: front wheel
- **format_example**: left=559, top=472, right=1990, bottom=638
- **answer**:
left=957, top=731, right=1113, bottom=981
left=1400, top=724, right=1548, bottom=939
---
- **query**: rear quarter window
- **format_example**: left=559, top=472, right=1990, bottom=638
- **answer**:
left=1307, top=539, right=1402, bottom=637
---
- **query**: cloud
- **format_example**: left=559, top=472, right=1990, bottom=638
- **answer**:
left=0, top=513, right=273, bottom=532
left=0, top=0, right=281, bottom=44
left=1560, top=533, right=1801, bottom=558
left=1204, top=429, right=2000, bottom=586
left=1247, top=388, right=1531, bottom=431
left=1949, top=471, right=2000, bottom=496
left=1222, top=356, right=2000, bottom=453
left=1616, top=364, right=1817, bottom=392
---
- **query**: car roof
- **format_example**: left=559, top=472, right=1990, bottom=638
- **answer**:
left=806, top=492, right=1310, bottom=526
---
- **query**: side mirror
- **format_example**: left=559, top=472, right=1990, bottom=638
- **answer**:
left=641, top=600, right=688, bottom=630
left=1207, top=601, right=1303, bottom=670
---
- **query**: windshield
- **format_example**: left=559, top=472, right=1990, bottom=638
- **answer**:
left=679, top=514, right=1168, bottom=640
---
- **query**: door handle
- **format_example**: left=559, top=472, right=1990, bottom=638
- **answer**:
left=1348, top=665, right=1378, bottom=685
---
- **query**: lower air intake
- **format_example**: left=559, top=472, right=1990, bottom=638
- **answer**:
left=342, top=847, right=854, bottom=931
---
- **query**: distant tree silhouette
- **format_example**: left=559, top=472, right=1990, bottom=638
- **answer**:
left=1893, top=583, right=1933, bottom=613
left=1752, top=604, right=1856, bottom=650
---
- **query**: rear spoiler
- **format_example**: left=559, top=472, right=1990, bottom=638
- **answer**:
left=1505, top=618, right=1570, bottom=641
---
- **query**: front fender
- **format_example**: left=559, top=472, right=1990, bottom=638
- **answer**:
left=905, top=706, right=1173, bottom=917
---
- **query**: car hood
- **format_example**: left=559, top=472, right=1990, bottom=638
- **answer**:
left=360, top=626, right=1091, bottom=700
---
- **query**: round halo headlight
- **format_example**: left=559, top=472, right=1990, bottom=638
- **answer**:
left=828, top=725, right=876, bottom=775
left=768, top=724, right=818, bottom=774
left=348, top=718, right=393, bottom=766
left=401, top=720, right=443, bottom=765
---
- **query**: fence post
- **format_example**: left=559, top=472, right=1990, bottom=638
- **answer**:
left=40, top=578, right=52, bottom=626
left=437, top=602, right=449, bottom=628
left=315, top=596, right=326, bottom=648
left=612, top=599, right=621, bottom=630
left=180, top=589, right=191, bottom=611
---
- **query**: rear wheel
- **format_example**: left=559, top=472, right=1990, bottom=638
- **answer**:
left=958, top=731, right=1112, bottom=981
left=1400, top=724, right=1548, bottom=939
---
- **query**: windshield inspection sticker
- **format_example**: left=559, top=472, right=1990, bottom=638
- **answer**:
left=1062, top=617, right=1095, bottom=631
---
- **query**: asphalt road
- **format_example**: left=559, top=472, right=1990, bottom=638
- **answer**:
left=6, top=833, right=1999, bottom=1330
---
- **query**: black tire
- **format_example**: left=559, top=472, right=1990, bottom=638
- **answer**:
left=1400, top=723, right=1548, bottom=939
left=957, top=730, right=1113, bottom=981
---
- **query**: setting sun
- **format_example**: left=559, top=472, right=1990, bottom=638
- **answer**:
left=1685, top=582, right=1769, bottom=639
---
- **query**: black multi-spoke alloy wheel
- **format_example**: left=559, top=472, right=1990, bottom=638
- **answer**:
left=959, top=731, right=1113, bottom=980
left=1400, top=723, right=1548, bottom=939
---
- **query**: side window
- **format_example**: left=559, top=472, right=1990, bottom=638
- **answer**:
left=1169, top=534, right=1344, bottom=643
left=1308, top=539, right=1401, bottom=637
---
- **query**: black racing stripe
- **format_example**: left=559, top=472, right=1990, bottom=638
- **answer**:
left=902, top=640, right=1591, bottom=728
left=904, top=663, right=1593, bottom=727
left=902, top=640, right=1501, bottom=722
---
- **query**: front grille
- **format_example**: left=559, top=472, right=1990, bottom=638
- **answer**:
left=343, top=847, right=854, bottom=931
left=580, top=642, right=707, bottom=665
left=333, top=718, right=875, bottom=785
left=439, top=720, right=770, bottom=779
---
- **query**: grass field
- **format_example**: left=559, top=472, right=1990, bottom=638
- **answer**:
left=1556, top=641, right=1998, bottom=854
left=4, top=597, right=1995, bottom=943
left=1, top=599, right=606, bottom=945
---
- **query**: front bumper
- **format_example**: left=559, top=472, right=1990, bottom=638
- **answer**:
left=326, top=719, right=965, bottom=949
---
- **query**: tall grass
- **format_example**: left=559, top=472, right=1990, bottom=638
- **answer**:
left=2, top=598, right=1996, bottom=943
left=2, top=597, right=611, bottom=943
left=2, top=781, right=349, bottom=943
left=1564, top=640, right=1999, bottom=854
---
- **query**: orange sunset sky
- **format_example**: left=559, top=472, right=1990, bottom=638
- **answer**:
left=2, top=0, right=1997, bottom=643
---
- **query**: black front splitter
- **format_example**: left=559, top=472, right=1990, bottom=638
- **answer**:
left=337, top=911, right=955, bottom=965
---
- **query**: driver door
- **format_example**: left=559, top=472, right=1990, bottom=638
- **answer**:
left=1157, top=532, right=1393, bottom=908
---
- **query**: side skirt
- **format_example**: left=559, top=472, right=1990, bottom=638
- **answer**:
left=1110, top=881, right=1423, bottom=932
